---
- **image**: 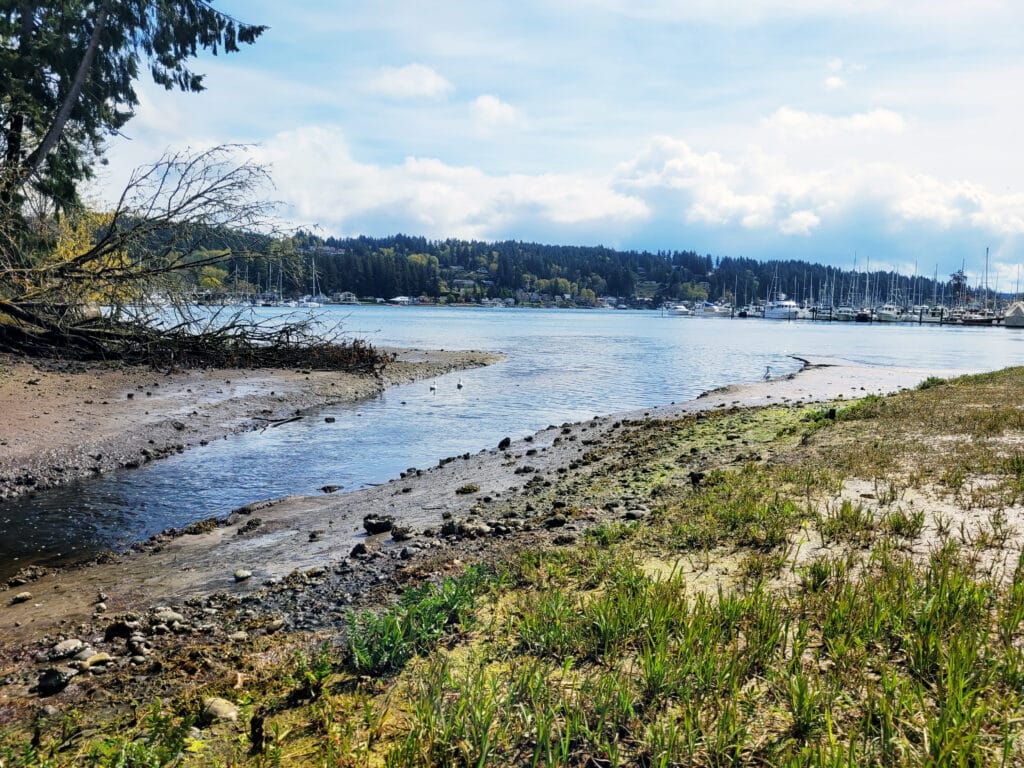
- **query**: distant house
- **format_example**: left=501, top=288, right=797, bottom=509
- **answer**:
left=329, top=291, right=358, bottom=304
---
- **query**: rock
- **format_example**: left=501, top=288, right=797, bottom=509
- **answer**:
left=391, top=526, right=413, bottom=541
left=94, top=602, right=107, bottom=613
left=265, top=618, right=285, bottom=634
left=81, top=652, right=114, bottom=669
left=104, top=619, right=140, bottom=641
left=228, top=631, right=249, bottom=643
left=236, top=517, right=261, bottom=535
left=400, top=547, right=413, bottom=560
left=49, top=639, right=84, bottom=660
left=233, top=570, right=252, bottom=582
left=544, top=514, right=568, bottom=529
left=498, top=436, right=511, bottom=450
left=363, top=514, right=393, bottom=534
left=34, top=667, right=77, bottom=696
left=350, top=542, right=368, bottom=557
left=152, top=609, right=185, bottom=625
left=320, top=485, right=341, bottom=493
left=324, top=416, right=336, bottom=423
left=10, top=591, right=32, bottom=605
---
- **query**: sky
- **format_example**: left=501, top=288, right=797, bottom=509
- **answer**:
left=93, top=0, right=1024, bottom=289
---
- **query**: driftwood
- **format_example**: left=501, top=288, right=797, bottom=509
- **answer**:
left=0, top=303, right=393, bottom=376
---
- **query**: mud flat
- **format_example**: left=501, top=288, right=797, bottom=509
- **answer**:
left=0, top=348, right=502, bottom=502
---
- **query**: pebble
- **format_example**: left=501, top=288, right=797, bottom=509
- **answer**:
left=228, top=631, right=249, bottom=642
left=10, top=591, right=32, bottom=604
left=233, top=569, right=252, bottom=582
left=202, top=696, right=240, bottom=724
left=152, top=609, right=185, bottom=625
left=34, top=667, right=77, bottom=697
left=49, top=639, right=84, bottom=660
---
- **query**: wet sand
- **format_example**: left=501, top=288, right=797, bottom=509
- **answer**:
left=0, top=348, right=502, bottom=501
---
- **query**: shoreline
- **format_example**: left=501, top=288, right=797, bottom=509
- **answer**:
left=1, top=346, right=1019, bottom=761
left=0, top=348, right=503, bottom=503
left=0, top=357, right=969, bottom=657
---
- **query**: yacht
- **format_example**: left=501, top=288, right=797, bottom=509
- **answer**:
left=875, top=303, right=901, bottom=322
left=763, top=298, right=800, bottom=320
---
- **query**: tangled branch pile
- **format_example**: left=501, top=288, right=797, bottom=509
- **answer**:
left=0, top=147, right=390, bottom=374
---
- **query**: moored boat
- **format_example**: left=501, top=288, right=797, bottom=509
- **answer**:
left=875, top=303, right=901, bottom=322
left=1004, top=301, right=1024, bottom=328
left=763, top=298, right=800, bottom=320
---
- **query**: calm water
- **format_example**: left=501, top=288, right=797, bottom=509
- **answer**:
left=3, top=306, right=1024, bottom=574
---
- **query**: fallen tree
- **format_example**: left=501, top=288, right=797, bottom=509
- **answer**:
left=0, top=146, right=390, bottom=374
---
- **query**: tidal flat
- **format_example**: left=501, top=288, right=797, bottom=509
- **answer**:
left=4, top=361, right=1024, bottom=766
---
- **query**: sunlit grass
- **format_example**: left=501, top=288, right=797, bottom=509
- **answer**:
left=8, top=368, right=1024, bottom=765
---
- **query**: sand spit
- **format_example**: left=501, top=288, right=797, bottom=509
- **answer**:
left=0, top=348, right=503, bottom=502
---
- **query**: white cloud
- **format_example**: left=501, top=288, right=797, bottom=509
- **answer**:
left=615, top=135, right=1024, bottom=241
left=779, top=210, right=821, bottom=235
left=469, top=94, right=524, bottom=132
left=365, top=63, right=454, bottom=100
left=247, top=126, right=647, bottom=240
left=763, top=107, right=907, bottom=139
left=824, top=76, right=846, bottom=91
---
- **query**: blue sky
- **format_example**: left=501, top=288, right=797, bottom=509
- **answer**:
left=94, top=1, right=1024, bottom=288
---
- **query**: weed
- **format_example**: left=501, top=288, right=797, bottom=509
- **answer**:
left=818, top=499, right=875, bottom=545
left=916, top=375, right=947, bottom=390
left=346, top=566, right=490, bottom=675
left=883, top=507, right=926, bottom=540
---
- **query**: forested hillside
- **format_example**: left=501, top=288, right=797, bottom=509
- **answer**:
left=231, top=232, right=952, bottom=308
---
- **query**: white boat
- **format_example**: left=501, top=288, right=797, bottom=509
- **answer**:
left=1004, top=301, right=1024, bottom=328
left=664, top=303, right=694, bottom=316
left=834, top=305, right=857, bottom=322
left=699, top=301, right=732, bottom=317
left=875, top=303, right=901, bottom=322
left=763, top=298, right=800, bottom=320
left=919, top=306, right=947, bottom=324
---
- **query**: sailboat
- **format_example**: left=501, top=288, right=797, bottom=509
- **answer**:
left=297, top=255, right=323, bottom=308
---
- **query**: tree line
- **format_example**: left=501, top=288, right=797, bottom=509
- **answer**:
left=228, top=232, right=953, bottom=308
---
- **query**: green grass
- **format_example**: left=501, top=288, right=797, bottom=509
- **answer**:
left=10, top=369, right=1024, bottom=766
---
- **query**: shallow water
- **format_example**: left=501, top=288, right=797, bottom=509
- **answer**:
left=2, top=306, right=1023, bottom=574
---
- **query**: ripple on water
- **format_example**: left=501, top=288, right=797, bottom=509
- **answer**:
left=1, top=306, right=1021, bottom=576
